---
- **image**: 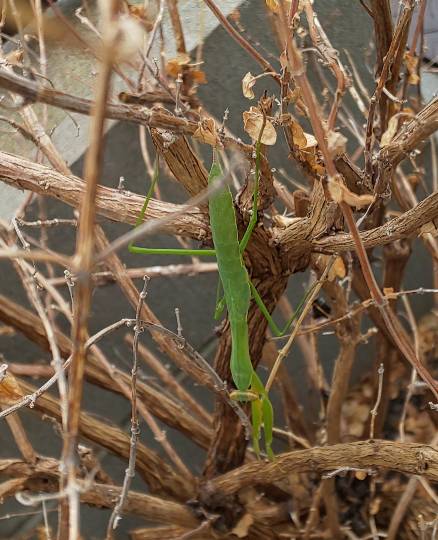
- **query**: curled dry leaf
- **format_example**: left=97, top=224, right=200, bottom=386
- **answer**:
left=404, top=51, right=420, bottom=85
left=126, top=2, right=157, bottom=31
left=328, top=176, right=374, bottom=209
left=265, top=0, right=295, bottom=13
left=166, top=53, right=191, bottom=78
left=316, top=254, right=345, bottom=282
left=286, top=87, right=302, bottom=104
left=242, top=72, right=257, bottom=99
left=330, top=256, right=346, bottom=281
left=291, top=120, right=307, bottom=148
left=229, top=8, right=241, bottom=22
left=303, top=133, right=317, bottom=148
left=265, top=0, right=281, bottom=12
left=0, top=369, right=24, bottom=405
left=290, top=120, right=317, bottom=149
left=288, top=119, right=324, bottom=175
left=243, top=107, right=277, bottom=145
left=192, top=69, right=207, bottom=84
left=193, top=118, right=219, bottom=146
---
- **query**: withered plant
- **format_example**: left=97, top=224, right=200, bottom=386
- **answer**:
left=0, top=0, right=437, bottom=539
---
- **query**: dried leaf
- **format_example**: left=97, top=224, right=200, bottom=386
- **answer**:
left=405, top=52, right=420, bottom=85
left=127, top=3, right=153, bottom=27
left=232, top=513, right=254, bottom=538
left=166, top=53, right=191, bottom=78
left=327, top=130, right=347, bottom=157
left=265, top=0, right=280, bottom=11
left=328, top=176, right=374, bottom=208
left=306, top=152, right=325, bottom=176
left=303, top=133, right=317, bottom=148
left=317, top=254, right=346, bottom=282
left=380, top=115, right=399, bottom=147
left=265, top=0, right=292, bottom=13
left=0, top=370, right=24, bottom=405
left=192, top=69, right=207, bottom=84
left=290, top=120, right=307, bottom=148
left=289, top=119, right=325, bottom=173
left=286, top=87, right=301, bottom=103
left=242, top=72, right=257, bottom=99
left=328, top=256, right=346, bottom=281
left=243, top=107, right=277, bottom=145
left=193, top=118, right=219, bottom=146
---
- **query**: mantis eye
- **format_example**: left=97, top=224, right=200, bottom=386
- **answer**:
left=230, top=390, right=259, bottom=402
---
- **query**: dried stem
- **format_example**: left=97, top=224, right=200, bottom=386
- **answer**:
left=60, top=5, right=119, bottom=536
left=107, top=278, right=146, bottom=534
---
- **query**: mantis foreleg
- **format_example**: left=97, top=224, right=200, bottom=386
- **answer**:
left=128, top=157, right=216, bottom=257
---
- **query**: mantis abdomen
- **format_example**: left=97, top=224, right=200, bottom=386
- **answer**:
left=208, top=162, right=253, bottom=391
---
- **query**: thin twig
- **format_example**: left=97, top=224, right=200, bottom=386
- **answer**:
left=202, top=0, right=279, bottom=82
left=106, top=278, right=148, bottom=534
left=265, top=256, right=334, bottom=392
left=369, top=363, right=384, bottom=439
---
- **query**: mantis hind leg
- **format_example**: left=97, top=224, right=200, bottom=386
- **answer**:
left=250, top=372, right=274, bottom=459
left=249, top=280, right=315, bottom=337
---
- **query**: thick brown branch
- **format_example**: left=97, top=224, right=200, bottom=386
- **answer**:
left=0, top=151, right=209, bottom=240
left=151, top=130, right=208, bottom=198
left=0, top=68, right=250, bottom=153
left=0, top=459, right=197, bottom=527
left=207, top=440, right=438, bottom=496
left=277, top=186, right=438, bottom=253
left=12, top=377, right=196, bottom=500
left=378, top=96, right=438, bottom=170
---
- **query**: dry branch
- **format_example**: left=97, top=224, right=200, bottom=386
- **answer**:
left=13, top=375, right=196, bottom=500
left=0, top=459, right=197, bottom=527
left=208, top=440, right=438, bottom=495
left=0, top=293, right=213, bottom=449
left=0, top=151, right=209, bottom=240
left=1, top=1, right=438, bottom=537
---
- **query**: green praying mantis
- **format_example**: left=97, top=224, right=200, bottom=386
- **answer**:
left=129, top=141, right=306, bottom=459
